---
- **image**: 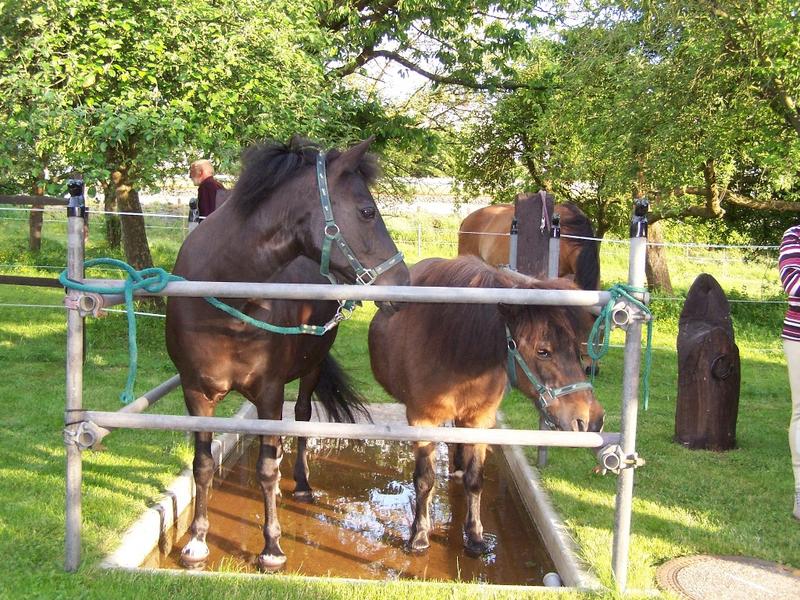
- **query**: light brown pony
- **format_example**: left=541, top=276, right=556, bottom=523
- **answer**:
left=458, top=202, right=600, bottom=290
left=368, top=256, right=604, bottom=555
left=166, top=137, right=409, bottom=571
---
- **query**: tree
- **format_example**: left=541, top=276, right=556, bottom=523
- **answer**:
left=317, top=1, right=552, bottom=91
left=0, top=1, right=364, bottom=267
left=449, top=1, right=800, bottom=290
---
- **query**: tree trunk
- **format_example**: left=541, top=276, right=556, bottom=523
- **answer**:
left=645, top=219, right=673, bottom=294
left=112, top=168, right=163, bottom=310
left=28, top=179, right=45, bottom=253
left=112, top=169, right=153, bottom=270
left=103, top=178, right=121, bottom=250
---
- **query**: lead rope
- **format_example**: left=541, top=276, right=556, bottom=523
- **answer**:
left=59, top=258, right=352, bottom=403
left=539, top=190, right=549, bottom=233
left=587, top=283, right=654, bottom=409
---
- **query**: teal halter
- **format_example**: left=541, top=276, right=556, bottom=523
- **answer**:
left=316, top=151, right=405, bottom=286
left=505, top=325, right=594, bottom=430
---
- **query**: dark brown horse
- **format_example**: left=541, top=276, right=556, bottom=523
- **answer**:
left=457, top=202, right=600, bottom=290
left=368, top=256, right=604, bottom=555
left=166, top=137, right=410, bottom=571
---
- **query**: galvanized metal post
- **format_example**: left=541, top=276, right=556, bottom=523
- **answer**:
left=509, top=216, right=518, bottom=271
left=611, top=198, right=648, bottom=591
left=187, top=198, right=199, bottom=234
left=65, top=202, right=86, bottom=571
left=547, top=213, right=561, bottom=278
left=537, top=213, right=562, bottom=468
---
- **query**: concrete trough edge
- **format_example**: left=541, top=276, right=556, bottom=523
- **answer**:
left=113, top=565, right=605, bottom=594
left=99, top=402, right=604, bottom=592
left=99, top=402, right=257, bottom=569
left=497, top=438, right=602, bottom=590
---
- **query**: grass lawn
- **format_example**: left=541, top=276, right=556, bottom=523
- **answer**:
left=0, top=206, right=797, bottom=599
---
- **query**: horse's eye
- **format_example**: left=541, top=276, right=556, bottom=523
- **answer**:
left=359, top=206, right=377, bottom=220
left=537, top=348, right=552, bottom=359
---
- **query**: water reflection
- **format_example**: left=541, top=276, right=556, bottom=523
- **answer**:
left=145, top=438, right=554, bottom=584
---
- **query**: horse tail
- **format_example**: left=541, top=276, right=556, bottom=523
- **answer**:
left=559, top=202, right=601, bottom=290
left=313, top=354, right=372, bottom=424
left=575, top=242, right=600, bottom=290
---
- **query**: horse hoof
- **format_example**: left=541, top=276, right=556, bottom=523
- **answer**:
left=293, top=489, right=314, bottom=503
left=257, top=553, right=287, bottom=571
left=464, top=537, right=487, bottom=558
left=408, top=532, right=430, bottom=553
left=180, top=539, right=209, bottom=568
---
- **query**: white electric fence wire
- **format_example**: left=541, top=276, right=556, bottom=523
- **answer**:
left=0, top=206, right=186, bottom=220
left=0, top=302, right=165, bottom=318
left=0, top=205, right=785, bottom=250
left=1, top=301, right=783, bottom=352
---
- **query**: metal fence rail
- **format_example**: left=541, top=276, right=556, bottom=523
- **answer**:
left=62, top=203, right=650, bottom=592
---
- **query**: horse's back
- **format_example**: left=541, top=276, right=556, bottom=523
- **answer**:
left=368, top=257, right=510, bottom=420
left=457, top=204, right=513, bottom=266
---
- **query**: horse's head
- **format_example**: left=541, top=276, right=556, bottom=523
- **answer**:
left=499, top=301, right=605, bottom=433
left=303, top=138, right=410, bottom=288
left=230, top=137, right=409, bottom=289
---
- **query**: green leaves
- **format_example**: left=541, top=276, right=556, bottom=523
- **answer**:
left=451, top=1, right=800, bottom=238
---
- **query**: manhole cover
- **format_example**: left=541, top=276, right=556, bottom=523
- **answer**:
left=656, top=555, right=800, bottom=600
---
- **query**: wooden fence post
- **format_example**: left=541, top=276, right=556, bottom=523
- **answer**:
left=675, top=273, right=740, bottom=450
left=514, top=191, right=554, bottom=278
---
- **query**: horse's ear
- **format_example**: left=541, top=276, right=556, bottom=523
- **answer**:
left=331, top=137, right=375, bottom=174
left=497, top=303, right=521, bottom=321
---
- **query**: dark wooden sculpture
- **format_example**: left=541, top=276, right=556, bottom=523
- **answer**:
left=675, top=273, right=740, bottom=450
left=515, top=190, right=554, bottom=278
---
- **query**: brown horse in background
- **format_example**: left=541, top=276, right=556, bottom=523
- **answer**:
left=457, top=202, right=600, bottom=290
left=368, top=256, right=603, bottom=556
left=166, top=137, right=409, bottom=571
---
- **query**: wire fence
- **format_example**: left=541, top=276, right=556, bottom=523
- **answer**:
left=0, top=202, right=786, bottom=309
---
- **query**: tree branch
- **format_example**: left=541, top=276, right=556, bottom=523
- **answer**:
left=649, top=185, right=800, bottom=223
left=724, top=190, right=800, bottom=211
left=333, top=48, right=542, bottom=91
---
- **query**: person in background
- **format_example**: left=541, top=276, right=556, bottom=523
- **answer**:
left=779, top=221, right=800, bottom=520
left=189, top=159, right=224, bottom=219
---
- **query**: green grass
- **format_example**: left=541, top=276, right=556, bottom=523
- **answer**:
left=0, top=209, right=796, bottom=599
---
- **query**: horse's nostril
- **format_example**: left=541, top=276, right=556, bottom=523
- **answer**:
left=573, top=419, right=587, bottom=432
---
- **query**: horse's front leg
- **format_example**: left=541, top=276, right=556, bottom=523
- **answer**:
left=409, top=439, right=437, bottom=552
left=180, top=392, right=216, bottom=568
left=451, top=443, right=465, bottom=480
left=251, top=385, right=287, bottom=571
left=292, top=369, right=319, bottom=501
left=461, top=442, right=488, bottom=556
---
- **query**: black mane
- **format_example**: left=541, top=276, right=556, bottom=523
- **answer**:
left=558, top=202, right=595, bottom=239
left=231, top=136, right=379, bottom=217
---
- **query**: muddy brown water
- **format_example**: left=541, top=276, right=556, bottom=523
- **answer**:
left=144, top=437, right=555, bottom=585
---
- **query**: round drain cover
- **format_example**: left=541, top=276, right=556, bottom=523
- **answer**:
left=656, top=555, right=800, bottom=600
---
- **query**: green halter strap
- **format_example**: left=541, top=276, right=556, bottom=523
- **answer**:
left=505, top=325, right=594, bottom=430
left=316, top=151, right=404, bottom=286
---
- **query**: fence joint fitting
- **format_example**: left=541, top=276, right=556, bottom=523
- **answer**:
left=596, top=444, right=645, bottom=475
left=63, top=419, right=99, bottom=450
left=64, top=293, right=106, bottom=318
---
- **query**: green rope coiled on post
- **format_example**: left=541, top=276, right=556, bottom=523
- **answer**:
left=586, top=283, right=654, bottom=410
left=60, top=258, right=179, bottom=404
left=59, top=258, right=349, bottom=404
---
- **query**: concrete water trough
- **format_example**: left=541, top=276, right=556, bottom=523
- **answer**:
left=100, top=401, right=601, bottom=591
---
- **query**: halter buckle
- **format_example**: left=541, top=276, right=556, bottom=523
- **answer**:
left=356, top=269, right=377, bottom=286
left=324, top=223, right=340, bottom=239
